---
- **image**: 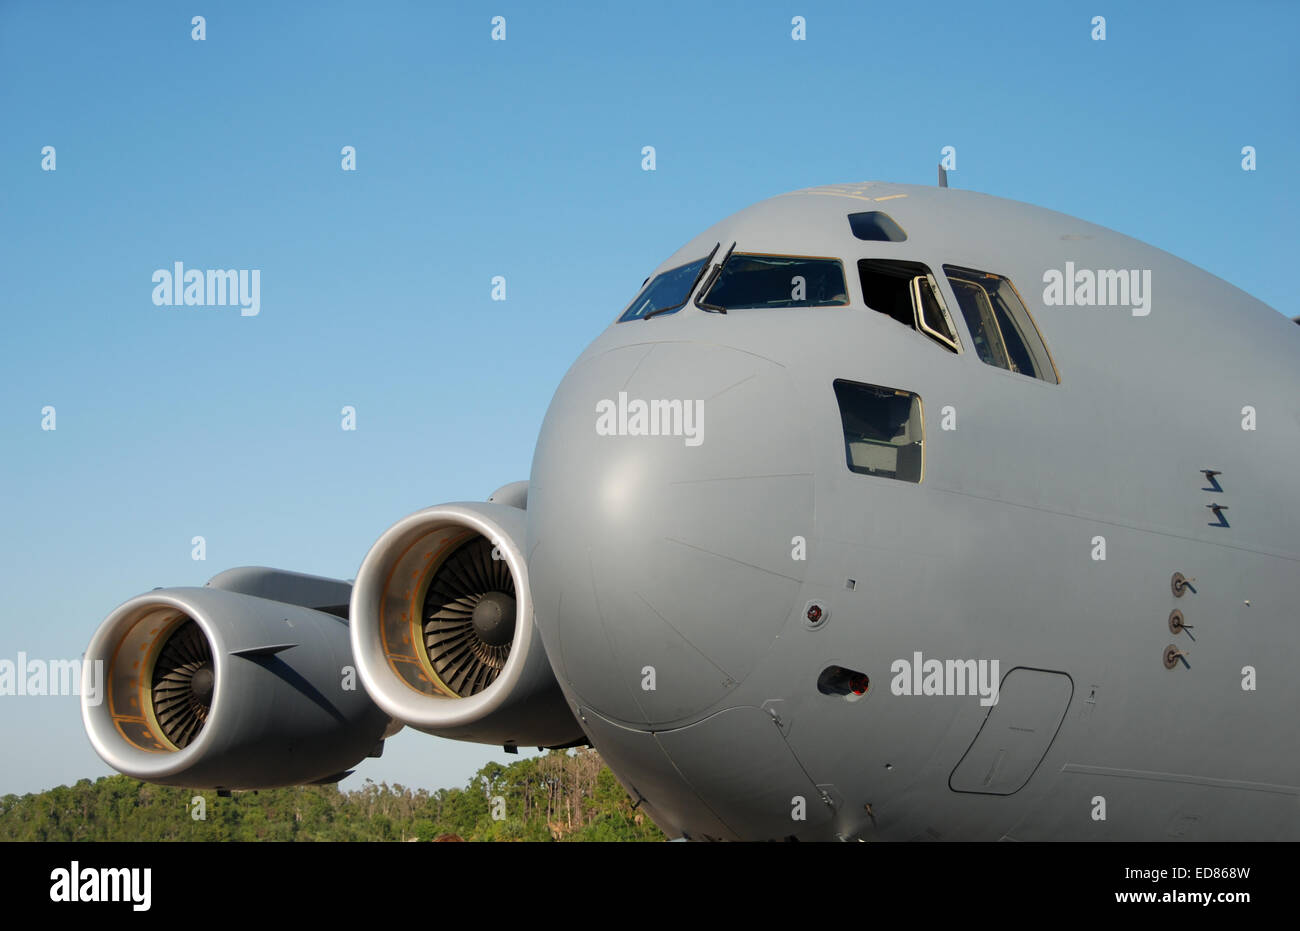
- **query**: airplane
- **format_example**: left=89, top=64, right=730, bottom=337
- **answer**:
left=81, top=181, right=1300, bottom=841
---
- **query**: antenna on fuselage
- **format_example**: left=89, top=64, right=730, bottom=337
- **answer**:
left=937, top=164, right=949, bottom=188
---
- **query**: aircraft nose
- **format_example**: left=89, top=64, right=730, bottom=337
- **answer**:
left=528, top=340, right=815, bottom=729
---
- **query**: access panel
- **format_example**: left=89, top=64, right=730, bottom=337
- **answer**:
left=949, top=667, right=1073, bottom=795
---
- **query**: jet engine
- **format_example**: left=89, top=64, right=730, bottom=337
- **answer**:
left=81, top=571, right=392, bottom=789
left=349, top=500, right=584, bottom=748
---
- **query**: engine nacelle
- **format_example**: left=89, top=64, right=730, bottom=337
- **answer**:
left=350, top=501, right=583, bottom=747
left=81, top=580, right=391, bottom=789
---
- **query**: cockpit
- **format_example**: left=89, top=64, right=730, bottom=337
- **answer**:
left=616, top=209, right=1058, bottom=387
left=613, top=206, right=1062, bottom=491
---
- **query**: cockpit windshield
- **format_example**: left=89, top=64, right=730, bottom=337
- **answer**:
left=618, top=252, right=713, bottom=322
left=698, top=254, right=848, bottom=311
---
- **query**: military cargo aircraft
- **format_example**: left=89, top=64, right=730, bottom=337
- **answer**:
left=82, top=182, right=1300, bottom=840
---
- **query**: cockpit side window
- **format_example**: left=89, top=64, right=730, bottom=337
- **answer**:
left=943, top=266, right=1059, bottom=383
left=697, top=254, right=849, bottom=311
left=617, top=248, right=715, bottom=322
left=857, top=259, right=960, bottom=353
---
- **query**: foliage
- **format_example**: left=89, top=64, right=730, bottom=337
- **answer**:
left=0, top=749, right=663, bottom=842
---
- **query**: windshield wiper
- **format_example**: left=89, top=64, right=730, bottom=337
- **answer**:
left=694, top=241, right=736, bottom=313
left=643, top=242, right=719, bottom=320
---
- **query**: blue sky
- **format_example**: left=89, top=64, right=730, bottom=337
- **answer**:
left=1, top=1, right=1295, bottom=797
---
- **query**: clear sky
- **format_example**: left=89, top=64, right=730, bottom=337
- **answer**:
left=1, top=1, right=1295, bottom=797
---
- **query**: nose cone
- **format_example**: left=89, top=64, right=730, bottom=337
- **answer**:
left=528, top=340, right=814, bottom=729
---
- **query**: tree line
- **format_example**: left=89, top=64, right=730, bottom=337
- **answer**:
left=0, top=749, right=664, bottom=842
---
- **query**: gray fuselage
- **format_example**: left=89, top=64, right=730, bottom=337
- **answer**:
left=524, top=182, right=1300, bottom=841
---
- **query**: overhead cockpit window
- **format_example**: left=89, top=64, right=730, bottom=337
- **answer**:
left=848, top=211, right=907, bottom=242
left=697, top=254, right=848, bottom=311
left=833, top=379, right=924, bottom=483
left=857, top=259, right=960, bottom=353
left=943, top=266, right=1059, bottom=383
left=617, top=248, right=716, bottom=322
